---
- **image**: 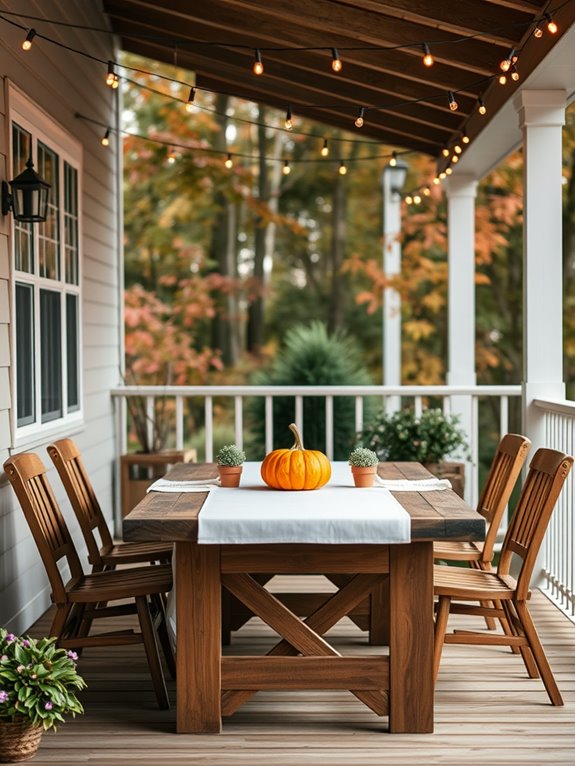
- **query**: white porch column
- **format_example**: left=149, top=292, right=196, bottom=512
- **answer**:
left=382, top=170, right=401, bottom=410
left=515, top=91, right=566, bottom=452
left=445, top=175, right=478, bottom=503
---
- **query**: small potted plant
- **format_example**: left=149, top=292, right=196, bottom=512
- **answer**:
left=216, top=444, right=246, bottom=487
left=349, top=447, right=379, bottom=488
left=0, top=628, right=86, bottom=763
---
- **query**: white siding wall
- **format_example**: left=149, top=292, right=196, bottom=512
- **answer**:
left=0, top=1, right=120, bottom=632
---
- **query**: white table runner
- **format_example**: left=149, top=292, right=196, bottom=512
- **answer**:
left=197, top=462, right=411, bottom=544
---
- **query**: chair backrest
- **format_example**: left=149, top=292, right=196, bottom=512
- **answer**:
left=499, top=447, right=573, bottom=599
left=47, top=438, right=113, bottom=569
left=476, top=433, right=531, bottom=563
left=3, top=452, right=84, bottom=604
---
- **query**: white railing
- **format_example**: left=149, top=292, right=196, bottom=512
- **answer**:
left=111, top=383, right=521, bottom=501
left=535, top=398, right=575, bottom=622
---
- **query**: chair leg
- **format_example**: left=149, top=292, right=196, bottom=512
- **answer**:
left=434, top=596, right=451, bottom=684
left=135, top=595, right=170, bottom=710
left=502, top=601, right=539, bottom=676
left=151, top=593, right=176, bottom=680
left=516, top=601, right=563, bottom=706
left=474, top=561, right=497, bottom=630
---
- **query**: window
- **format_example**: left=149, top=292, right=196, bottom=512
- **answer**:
left=9, top=85, right=83, bottom=443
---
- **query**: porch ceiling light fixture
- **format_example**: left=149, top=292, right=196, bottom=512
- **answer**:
left=383, top=156, right=408, bottom=198
left=2, top=156, right=51, bottom=223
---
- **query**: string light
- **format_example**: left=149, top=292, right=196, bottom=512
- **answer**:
left=533, top=23, right=543, bottom=38
left=433, top=177, right=440, bottom=185
left=478, top=97, right=487, bottom=115
left=405, top=195, right=413, bottom=205
left=448, top=91, right=458, bottom=111
left=389, top=151, right=397, bottom=167
left=462, top=132, right=470, bottom=144
left=166, top=146, right=177, bottom=164
left=331, top=48, right=342, bottom=72
left=101, top=128, right=110, bottom=147
left=224, top=153, right=233, bottom=168
left=354, top=107, right=365, bottom=128
left=454, top=144, right=462, bottom=154
left=185, top=86, right=196, bottom=112
left=545, top=13, right=558, bottom=34
left=423, top=186, right=431, bottom=196
left=253, top=48, right=264, bottom=75
left=422, top=43, right=434, bottom=67
left=442, top=146, right=450, bottom=158
left=500, top=48, right=515, bottom=72
left=445, top=167, right=453, bottom=175
left=511, top=65, right=520, bottom=82
left=339, top=160, right=347, bottom=175
left=284, top=105, right=293, bottom=131
left=452, top=154, right=459, bottom=163
left=106, top=60, right=119, bottom=88
left=320, top=138, right=329, bottom=157
left=413, top=193, right=422, bottom=204
left=282, top=159, right=291, bottom=176
left=21, top=28, right=36, bottom=51
left=498, top=74, right=507, bottom=85
left=439, top=171, right=447, bottom=180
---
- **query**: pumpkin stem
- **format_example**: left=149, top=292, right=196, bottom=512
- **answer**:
left=289, top=423, right=304, bottom=451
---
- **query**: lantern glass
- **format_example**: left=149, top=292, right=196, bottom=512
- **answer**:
left=6, top=158, right=51, bottom=223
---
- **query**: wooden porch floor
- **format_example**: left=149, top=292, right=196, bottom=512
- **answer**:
left=26, top=578, right=575, bottom=766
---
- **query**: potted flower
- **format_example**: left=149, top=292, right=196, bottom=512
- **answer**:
left=216, top=444, right=246, bottom=487
left=0, top=628, right=86, bottom=763
left=349, top=447, right=379, bottom=488
left=357, top=408, right=469, bottom=497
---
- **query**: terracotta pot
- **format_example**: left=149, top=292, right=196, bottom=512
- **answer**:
left=351, top=465, right=377, bottom=488
left=0, top=719, right=43, bottom=763
left=217, top=465, right=243, bottom=488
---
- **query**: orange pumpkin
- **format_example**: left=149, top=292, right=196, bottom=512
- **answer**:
left=260, top=423, right=332, bottom=490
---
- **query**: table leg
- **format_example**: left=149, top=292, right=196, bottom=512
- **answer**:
left=389, top=541, right=434, bottom=733
left=176, top=542, right=221, bottom=733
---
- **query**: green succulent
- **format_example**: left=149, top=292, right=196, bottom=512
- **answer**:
left=216, top=444, right=246, bottom=466
left=348, top=447, right=379, bottom=467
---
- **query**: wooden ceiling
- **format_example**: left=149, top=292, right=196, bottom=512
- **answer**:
left=103, top=0, right=575, bottom=160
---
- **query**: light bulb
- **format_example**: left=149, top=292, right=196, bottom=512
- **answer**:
left=500, top=49, right=514, bottom=72
left=534, top=24, right=543, bottom=38
left=413, top=194, right=422, bottom=204
left=284, top=106, right=293, bottom=130
left=405, top=195, right=413, bottom=205
left=546, top=14, right=558, bottom=34
left=321, top=139, right=329, bottom=157
left=355, top=107, right=365, bottom=128
left=101, top=129, right=110, bottom=147
left=423, top=186, right=431, bottom=196
left=331, top=48, right=342, bottom=72
left=454, top=144, right=462, bottom=154
left=478, top=98, right=487, bottom=115
left=339, top=161, right=347, bottom=175
left=452, top=154, right=459, bottom=163
left=445, top=167, right=453, bottom=175
left=448, top=91, right=458, bottom=111
left=22, top=29, right=36, bottom=51
left=389, top=151, right=397, bottom=167
left=439, top=171, right=447, bottom=179
left=498, top=74, right=507, bottom=85
left=462, top=133, right=470, bottom=144
left=167, top=147, right=177, bottom=165
left=225, top=153, right=233, bottom=169
left=433, top=177, right=440, bottom=185
left=185, top=87, right=196, bottom=113
left=511, top=67, right=520, bottom=82
left=422, top=43, right=434, bottom=67
left=106, top=61, right=119, bottom=88
left=253, top=49, right=264, bottom=75
left=282, top=160, right=291, bottom=176
left=442, top=147, right=450, bottom=158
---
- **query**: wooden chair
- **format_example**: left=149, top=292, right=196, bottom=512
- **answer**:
left=3, top=452, right=175, bottom=710
left=434, top=433, right=531, bottom=567
left=433, top=447, right=573, bottom=705
left=47, top=438, right=172, bottom=572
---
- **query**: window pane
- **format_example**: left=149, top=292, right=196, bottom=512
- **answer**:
left=40, top=289, right=62, bottom=422
left=15, top=283, right=35, bottom=426
left=64, top=163, right=79, bottom=285
left=37, top=142, right=60, bottom=280
left=66, top=294, right=79, bottom=411
left=12, top=124, right=34, bottom=274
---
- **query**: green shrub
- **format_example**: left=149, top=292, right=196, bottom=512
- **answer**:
left=248, top=322, right=374, bottom=459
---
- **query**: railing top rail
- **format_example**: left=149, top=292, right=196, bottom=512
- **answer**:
left=534, top=398, right=575, bottom=416
left=111, top=384, right=522, bottom=397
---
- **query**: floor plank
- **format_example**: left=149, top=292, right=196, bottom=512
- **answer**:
left=25, top=581, right=575, bottom=766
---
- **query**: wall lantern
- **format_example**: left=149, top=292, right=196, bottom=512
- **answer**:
left=2, top=156, right=51, bottom=223
left=383, top=157, right=409, bottom=199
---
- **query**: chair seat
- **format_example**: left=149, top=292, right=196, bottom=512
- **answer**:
left=433, top=540, right=484, bottom=561
left=68, top=564, right=173, bottom=603
left=434, top=564, right=522, bottom=601
left=100, top=541, right=172, bottom=566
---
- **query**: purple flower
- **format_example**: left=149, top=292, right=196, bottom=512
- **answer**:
left=0, top=690, right=9, bottom=703
left=5, top=634, right=15, bottom=643
left=44, top=701, right=53, bottom=711
left=66, top=651, right=78, bottom=661
left=21, top=639, right=30, bottom=648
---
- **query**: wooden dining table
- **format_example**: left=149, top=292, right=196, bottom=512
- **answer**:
left=123, top=461, right=484, bottom=734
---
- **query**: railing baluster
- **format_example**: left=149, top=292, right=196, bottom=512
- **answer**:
left=471, top=396, right=479, bottom=508
left=499, top=395, right=509, bottom=437
left=295, top=396, right=303, bottom=440
left=265, top=396, right=273, bottom=455
left=235, top=396, right=243, bottom=450
left=355, top=397, right=364, bottom=434
left=414, top=396, right=423, bottom=417
left=205, top=397, right=214, bottom=462
left=146, top=396, right=154, bottom=451
left=175, top=396, right=184, bottom=451
left=325, top=396, right=334, bottom=460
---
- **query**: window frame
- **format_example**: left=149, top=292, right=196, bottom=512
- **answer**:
left=7, top=83, right=84, bottom=448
